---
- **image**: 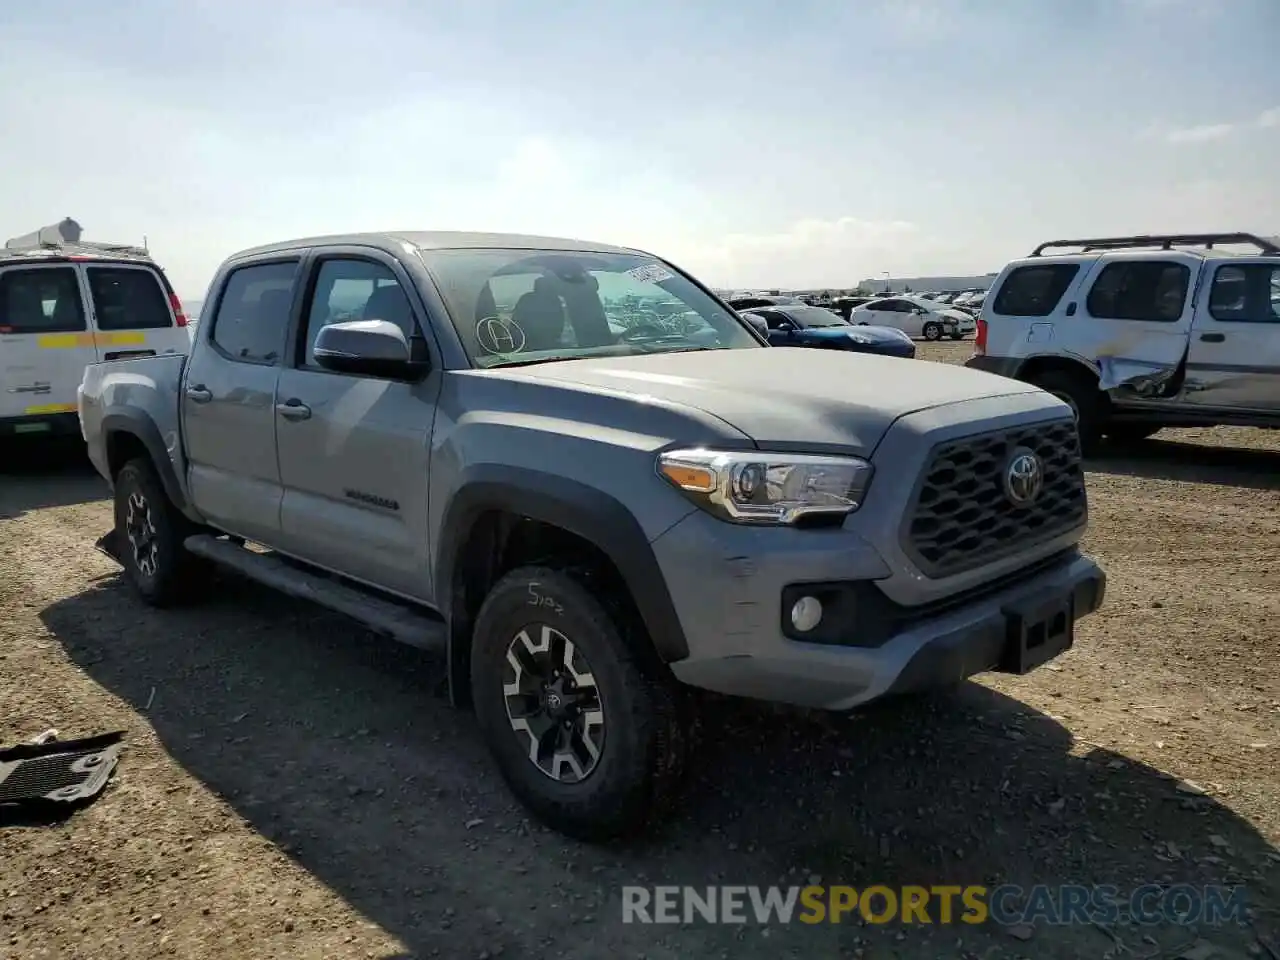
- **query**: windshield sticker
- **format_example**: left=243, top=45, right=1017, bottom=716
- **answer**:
left=624, top=262, right=675, bottom=285
left=475, top=316, right=527, bottom=355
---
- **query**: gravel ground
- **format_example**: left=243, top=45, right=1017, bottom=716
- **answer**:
left=2, top=341, right=1278, bottom=960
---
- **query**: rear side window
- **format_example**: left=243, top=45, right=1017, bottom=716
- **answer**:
left=0, top=266, right=86, bottom=334
left=1086, top=261, right=1190, bottom=322
left=991, top=264, right=1079, bottom=317
left=210, top=261, right=298, bottom=364
left=87, top=267, right=173, bottom=330
left=1208, top=264, right=1280, bottom=323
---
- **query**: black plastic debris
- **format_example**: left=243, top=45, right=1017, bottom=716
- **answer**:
left=0, top=731, right=125, bottom=822
left=94, top=529, right=125, bottom=566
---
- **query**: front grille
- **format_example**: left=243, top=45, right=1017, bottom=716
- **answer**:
left=904, top=419, right=1086, bottom=577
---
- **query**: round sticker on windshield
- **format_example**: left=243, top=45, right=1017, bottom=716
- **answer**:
left=475, top=316, right=527, bottom=355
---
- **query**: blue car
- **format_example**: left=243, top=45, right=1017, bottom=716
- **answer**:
left=740, top=305, right=917, bottom=358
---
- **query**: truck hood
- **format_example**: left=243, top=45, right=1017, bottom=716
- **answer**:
left=490, top=347, right=1043, bottom=455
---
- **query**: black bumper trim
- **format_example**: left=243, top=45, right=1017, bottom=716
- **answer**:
left=884, top=560, right=1106, bottom=696
left=0, top=412, right=81, bottom=438
left=963, top=354, right=1023, bottom=379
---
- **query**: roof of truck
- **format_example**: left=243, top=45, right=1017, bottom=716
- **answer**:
left=229, top=231, right=648, bottom=260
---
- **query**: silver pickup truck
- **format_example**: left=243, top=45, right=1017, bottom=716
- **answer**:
left=78, top=230, right=1107, bottom=840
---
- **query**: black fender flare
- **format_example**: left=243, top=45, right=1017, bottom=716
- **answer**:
left=100, top=411, right=195, bottom=518
left=436, top=465, right=690, bottom=700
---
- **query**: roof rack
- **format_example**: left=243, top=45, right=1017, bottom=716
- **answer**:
left=2, top=239, right=152, bottom=260
left=1029, top=232, right=1280, bottom=257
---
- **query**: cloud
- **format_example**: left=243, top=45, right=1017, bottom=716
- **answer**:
left=1258, top=107, right=1280, bottom=129
left=1163, top=123, right=1238, bottom=143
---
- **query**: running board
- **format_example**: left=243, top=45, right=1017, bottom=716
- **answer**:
left=183, top=534, right=447, bottom=653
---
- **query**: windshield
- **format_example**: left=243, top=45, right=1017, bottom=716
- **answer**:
left=784, top=306, right=847, bottom=328
left=419, top=247, right=762, bottom=367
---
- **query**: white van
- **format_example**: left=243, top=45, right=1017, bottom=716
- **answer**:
left=1, top=241, right=190, bottom=440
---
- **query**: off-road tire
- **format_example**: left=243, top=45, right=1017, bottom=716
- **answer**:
left=470, top=566, right=690, bottom=842
left=113, top=458, right=205, bottom=607
left=1025, top=368, right=1103, bottom=456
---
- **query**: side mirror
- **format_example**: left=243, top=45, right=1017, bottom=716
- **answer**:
left=313, top=320, right=429, bottom=380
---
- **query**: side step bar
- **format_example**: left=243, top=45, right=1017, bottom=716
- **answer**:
left=183, top=534, right=447, bottom=653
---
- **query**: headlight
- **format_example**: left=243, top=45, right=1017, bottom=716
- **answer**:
left=657, top=448, right=873, bottom=524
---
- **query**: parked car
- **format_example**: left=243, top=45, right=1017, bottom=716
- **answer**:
left=741, top=305, right=916, bottom=358
left=725, top=293, right=806, bottom=310
left=967, top=231, right=1280, bottom=452
left=850, top=296, right=976, bottom=340
left=831, top=295, right=875, bottom=320
left=1, top=231, right=190, bottom=440
left=79, top=229, right=1105, bottom=841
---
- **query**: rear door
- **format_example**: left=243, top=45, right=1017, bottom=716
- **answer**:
left=182, top=258, right=299, bottom=544
left=0, top=262, right=94, bottom=426
left=1074, top=254, right=1199, bottom=401
left=82, top=263, right=188, bottom=361
left=1181, top=260, right=1280, bottom=413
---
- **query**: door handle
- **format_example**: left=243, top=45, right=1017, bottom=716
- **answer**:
left=276, top=399, right=311, bottom=421
left=185, top=385, right=212, bottom=403
left=1199, top=332, right=1226, bottom=343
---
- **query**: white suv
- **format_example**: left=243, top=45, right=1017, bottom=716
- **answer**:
left=966, top=232, right=1280, bottom=452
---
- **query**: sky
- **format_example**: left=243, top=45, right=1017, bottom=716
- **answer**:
left=1, top=0, right=1277, bottom=300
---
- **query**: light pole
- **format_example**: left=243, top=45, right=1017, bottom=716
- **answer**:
left=882, top=271, right=890, bottom=294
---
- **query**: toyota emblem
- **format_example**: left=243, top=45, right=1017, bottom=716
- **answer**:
left=1003, top=448, right=1044, bottom=506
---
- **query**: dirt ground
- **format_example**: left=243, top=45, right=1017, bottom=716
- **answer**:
left=2, top=340, right=1278, bottom=960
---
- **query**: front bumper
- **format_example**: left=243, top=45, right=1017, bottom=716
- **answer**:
left=653, top=507, right=1105, bottom=710
left=964, top=354, right=1022, bottom=378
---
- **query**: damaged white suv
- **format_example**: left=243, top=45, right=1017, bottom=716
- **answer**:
left=967, top=232, right=1280, bottom=452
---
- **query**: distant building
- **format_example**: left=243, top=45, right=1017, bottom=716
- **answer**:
left=856, top=273, right=998, bottom=295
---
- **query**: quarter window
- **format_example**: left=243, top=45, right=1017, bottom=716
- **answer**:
left=992, top=264, right=1079, bottom=317
left=0, top=266, right=85, bottom=334
left=1086, top=261, right=1190, bottom=322
left=210, top=261, right=298, bottom=364
left=1208, top=264, right=1280, bottom=323
left=301, top=259, right=417, bottom=367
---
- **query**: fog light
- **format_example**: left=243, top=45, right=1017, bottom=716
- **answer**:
left=790, top=596, right=823, bottom=632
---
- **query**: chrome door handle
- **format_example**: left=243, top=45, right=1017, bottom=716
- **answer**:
left=276, top=399, right=311, bottom=421
left=185, top=385, right=212, bottom=403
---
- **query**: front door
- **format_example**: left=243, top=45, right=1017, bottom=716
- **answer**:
left=1181, top=261, right=1280, bottom=413
left=0, top=262, right=96, bottom=427
left=182, top=259, right=299, bottom=544
left=274, top=253, right=441, bottom=601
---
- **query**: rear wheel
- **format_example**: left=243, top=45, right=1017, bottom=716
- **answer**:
left=113, top=458, right=205, bottom=606
left=470, top=566, right=689, bottom=841
left=922, top=321, right=943, bottom=341
left=1024, top=369, right=1103, bottom=455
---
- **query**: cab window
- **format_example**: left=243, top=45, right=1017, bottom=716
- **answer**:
left=0, top=267, right=86, bottom=334
left=209, top=261, right=298, bottom=365
left=1208, top=265, right=1280, bottom=323
left=300, top=259, right=418, bottom=367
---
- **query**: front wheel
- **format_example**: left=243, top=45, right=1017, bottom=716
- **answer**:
left=470, top=566, right=689, bottom=841
left=922, top=321, right=943, bottom=341
left=950, top=332, right=963, bottom=340
left=113, top=458, right=205, bottom=606
left=1025, top=369, right=1103, bottom=455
